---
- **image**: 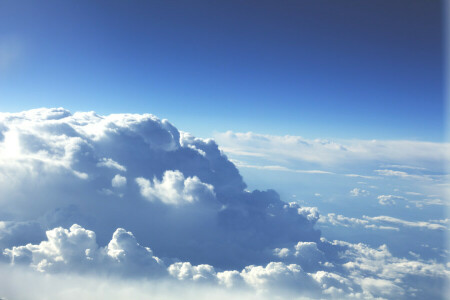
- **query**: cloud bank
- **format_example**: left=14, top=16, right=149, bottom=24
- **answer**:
left=0, top=108, right=448, bottom=299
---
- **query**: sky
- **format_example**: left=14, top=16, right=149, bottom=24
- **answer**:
left=0, top=0, right=445, bottom=140
left=0, top=1, right=448, bottom=300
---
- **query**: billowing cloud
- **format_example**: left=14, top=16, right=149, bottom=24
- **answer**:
left=136, top=170, right=215, bottom=205
left=0, top=108, right=448, bottom=299
left=4, top=223, right=448, bottom=299
left=0, top=108, right=320, bottom=269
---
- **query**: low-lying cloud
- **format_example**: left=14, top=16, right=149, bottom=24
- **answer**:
left=0, top=108, right=448, bottom=299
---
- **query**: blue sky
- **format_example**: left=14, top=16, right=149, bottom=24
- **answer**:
left=0, top=2, right=448, bottom=299
left=0, top=0, right=444, bottom=140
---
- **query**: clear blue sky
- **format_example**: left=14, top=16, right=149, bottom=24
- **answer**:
left=0, top=0, right=444, bottom=141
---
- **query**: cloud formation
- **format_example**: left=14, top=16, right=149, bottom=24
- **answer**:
left=214, top=131, right=449, bottom=173
left=0, top=108, right=321, bottom=269
left=4, top=223, right=448, bottom=300
left=0, top=108, right=448, bottom=299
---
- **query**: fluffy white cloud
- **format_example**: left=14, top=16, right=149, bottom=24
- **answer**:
left=0, top=108, right=448, bottom=300
left=136, top=170, right=215, bottom=205
left=168, top=262, right=216, bottom=282
left=3, top=224, right=164, bottom=276
left=111, top=174, right=127, bottom=188
left=0, top=108, right=321, bottom=270
left=3, top=223, right=449, bottom=299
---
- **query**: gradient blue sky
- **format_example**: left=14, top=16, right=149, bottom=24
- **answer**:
left=0, top=0, right=444, bottom=141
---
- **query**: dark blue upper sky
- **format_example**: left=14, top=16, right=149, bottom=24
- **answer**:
left=0, top=0, right=444, bottom=140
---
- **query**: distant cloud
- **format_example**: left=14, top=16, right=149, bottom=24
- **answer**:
left=350, top=188, right=370, bottom=197
left=318, top=213, right=399, bottom=231
left=374, top=169, right=433, bottom=181
left=319, top=212, right=448, bottom=232
left=214, top=131, right=449, bottom=173
left=112, top=174, right=127, bottom=188
left=377, top=195, right=405, bottom=206
left=231, top=160, right=334, bottom=175
left=363, top=216, right=448, bottom=231
left=97, top=158, right=127, bottom=172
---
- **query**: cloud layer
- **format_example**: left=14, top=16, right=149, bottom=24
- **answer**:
left=0, top=108, right=448, bottom=299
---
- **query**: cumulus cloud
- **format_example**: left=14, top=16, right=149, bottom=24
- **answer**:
left=3, top=224, right=165, bottom=276
left=136, top=170, right=215, bottom=205
left=5, top=223, right=448, bottom=300
left=0, top=108, right=321, bottom=269
left=111, top=174, right=127, bottom=188
left=0, top=108, right=448, bottom=300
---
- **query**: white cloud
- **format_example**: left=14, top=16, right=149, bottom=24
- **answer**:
left=136, top=170, right=216, bottom=205
left=0, top=108, right=322, bottom=270
left=230, top=160, right=335, bottom=175
left=0, top=108, right=447, bottom=299
left=319, top=213, right=400, bottom=231
left=319, top=213, right=369, bottom=228
left=374, top=169, right=433, bottom=181
left=350, top=188, right=370, bottom=197
left=111, top=174, right=127, bottom=188
left=4, top=224, right=448, bottom=300
left=3, top=224, right=164, bottom=276
left=319, top=212, right=448, bottom=232
left=214, top=131, right=449, bottom=173
left=97, top=158, right=127, bottom=172
left=168, top=262, right=216, bottom=282
left=377, top=195, right=405, bottom=206
left=363, top=216, right=447, bottom=231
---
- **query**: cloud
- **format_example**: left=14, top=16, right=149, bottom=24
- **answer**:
left=350, top=188, right=370, bottom=197
left=377, top=195, right=405, bottom=206
left=0, top=108, right=448, bottom=299
left=363, top=216, right=448, bottom=231
left=214, top=131, right=449, bottom=173
left=319, top=211, right=448, bottom=232
left=230, top=160, right=335, bottom=174
left=136, top=170, right=216, bottom=205
left=111, top=174, right=127, bottom=188
left=374, top=169, right=434, bottom=181
left=4, top=223, right=448, bottom=300
left=0, top=108, right=320, bottom=269
left=97, top=157, right=127, bottom=172
left=318, top=213, right=399, bottom=231
left=3, top=224, right=165, bottom=276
